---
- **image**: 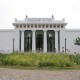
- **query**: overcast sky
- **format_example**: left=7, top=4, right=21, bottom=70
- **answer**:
left=0, top=0, right=80, bottom=29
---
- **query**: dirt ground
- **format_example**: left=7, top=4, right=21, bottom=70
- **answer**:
left=0, top=68, right=80, bottom=80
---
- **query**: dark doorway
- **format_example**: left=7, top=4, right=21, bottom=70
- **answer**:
left=47, top=30, right=55, bottom=52
left=36, top=31, right=43, bottom=52
left=24, top=30, right=32, bottom=52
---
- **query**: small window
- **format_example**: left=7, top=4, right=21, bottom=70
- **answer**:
left=57, top=25, right=59, bottom=28
left=24, top=25, right=26, bottom=28
left=54, top=25, right=56, bottom=28
left=27, top=25, right=29, bottom=28
left=46, top=25, right=48, bottom=28
left=35, top=25, right=37, bottom=28
left=50, top=24, right=52, bottom=28
left=42, top=25, right=45, bottom=28
left=61, top=25, right=63, bottom=28
left=16, top=25, right=18, bottom=28
left=31, top=25, right=33, bottom=28
left=39, top=25, right=41, bottom=28
left=20, top=25, right=22, bottom=28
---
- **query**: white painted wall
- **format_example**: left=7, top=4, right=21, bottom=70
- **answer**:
left=0, top=30, right=14, bottom=53
left=0, top=28, right=80, bottom=54
left=65, top=29, right=80, bottom=54
left=14, top=30, right=20, bottom=51
left=60, top=29, right=65, bottom=53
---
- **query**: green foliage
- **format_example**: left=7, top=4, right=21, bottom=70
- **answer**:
left=73, top=54, right=80, bottom=65
left=38, top=54, right=73, bottom=67
left=0, top=53, right=80, bottom=68
left=74, top=37, right=80, bottom=45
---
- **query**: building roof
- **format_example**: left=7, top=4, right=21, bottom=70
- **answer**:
left=13, top=17, right=67, bottom=25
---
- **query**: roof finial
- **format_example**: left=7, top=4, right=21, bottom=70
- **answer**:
left=15, top=18, right=17, bottom=21
left=51, top=14, right=54, bottom=18
left=26, top=14, right=28, bottom=18
left=62, top=18, right=65, bottom=21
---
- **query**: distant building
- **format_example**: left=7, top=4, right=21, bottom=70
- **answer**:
left=0, top=15, right=80, bottom=54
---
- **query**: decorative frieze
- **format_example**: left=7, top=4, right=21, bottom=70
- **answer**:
left=15, top=24, right=65, bottom=29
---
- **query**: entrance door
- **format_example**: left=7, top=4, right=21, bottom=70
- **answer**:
left=36, top=34, right=43, bottom=52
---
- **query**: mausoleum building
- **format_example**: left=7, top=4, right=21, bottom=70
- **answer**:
left=0, top=15, right=80, bottom=54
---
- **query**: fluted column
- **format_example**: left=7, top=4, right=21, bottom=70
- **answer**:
left=43, top=30, right=47, bottom=53
left=21, top=30, right=24, bottom=52
left=32, top=30, right=36, bottom=52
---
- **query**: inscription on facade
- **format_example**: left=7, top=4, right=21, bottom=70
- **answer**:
left=27, top=18, right=51, bottom=22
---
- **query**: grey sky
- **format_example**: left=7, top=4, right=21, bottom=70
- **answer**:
left=0, top=0, right=80, bottom=29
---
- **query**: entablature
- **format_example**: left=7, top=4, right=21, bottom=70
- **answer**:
left=12, top=16, right=67, bottom=29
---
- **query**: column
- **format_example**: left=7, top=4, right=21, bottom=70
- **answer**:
left=37, top=24, right=38, bottom=28
left=59, top=24, right=61, bottom=28
left=43, top=30, right=47, bottom=53
left=32, top=30, right=36, bottom=52
left=55, top=30, right=58, bottom=53
left=21, top=30, right=24, bottom=52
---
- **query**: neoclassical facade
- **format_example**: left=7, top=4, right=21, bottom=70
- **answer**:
left=0, top=15, right=80, bottom=54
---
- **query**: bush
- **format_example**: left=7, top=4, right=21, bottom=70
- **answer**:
left=73, top=54, right=80, bottom=65
left=0, top=53, right=79, bottom=68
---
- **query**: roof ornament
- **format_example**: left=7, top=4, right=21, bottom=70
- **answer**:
left=51, top=15, right=54, bottom=18
left=62, top=18, right=65, bottom=21
left=15, top=18, right=17, bottom=21
left=51, top=14, right=55, bottom=19
left=26, top=14, right=28, bottom=18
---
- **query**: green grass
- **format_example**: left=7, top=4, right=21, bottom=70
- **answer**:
left=0, top=52, right=80, bottom=70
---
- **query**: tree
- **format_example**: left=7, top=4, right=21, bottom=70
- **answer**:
left=74, top=37, right=80, bottom=45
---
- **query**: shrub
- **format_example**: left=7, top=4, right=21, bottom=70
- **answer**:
left=73, top=54, right=80, bottom=65
left=0, top=53, right=79, bottom=68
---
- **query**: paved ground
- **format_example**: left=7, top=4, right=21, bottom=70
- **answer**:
left=0, top=68, right=80, bottom=80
